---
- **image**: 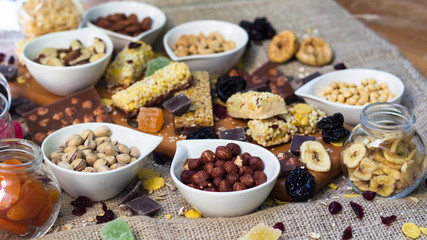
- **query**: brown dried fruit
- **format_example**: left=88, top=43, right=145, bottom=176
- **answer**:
left=201, top=150, right=216, bottom=163
left=215, top=146, right=232, bottom=160
left=249, top=156, right=264, bottom=171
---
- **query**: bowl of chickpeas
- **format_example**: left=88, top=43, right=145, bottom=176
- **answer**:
left=295, top=68, right=404, bottom=126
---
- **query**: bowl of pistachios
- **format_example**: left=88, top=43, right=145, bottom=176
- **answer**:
left=41, top=122, right=162, bottom=201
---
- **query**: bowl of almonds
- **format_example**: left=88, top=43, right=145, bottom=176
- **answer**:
left=170, top=139, right=280, bottom=217
left=41, top=123, right=162, bottom=201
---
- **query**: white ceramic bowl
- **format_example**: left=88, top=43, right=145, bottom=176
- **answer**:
left=163, top=20, right=249, bottom=77
left=170, top=139, right=280, bottom=217
left=42, top=123, right=162, bottom=201
left=22, top=28, right=113, bottom=96
left=84, top=1, right=166, bottom=49
left=295, top=68, right=405, bottom=126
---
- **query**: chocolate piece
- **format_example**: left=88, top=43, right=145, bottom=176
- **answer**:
left=219, top=128, right=246, bottom=141
left=10, top=97, right=40, bottom=117
left=118, top=180, right=143, bottom=205
left=0, top=65, right=18, bottom=82
left=276, top=152, right=306, bottom=177
left=162, top=93, right=191, bottom=116
left=299, top=71, right=321, bottom=85
left=245, top=84, right=271, bottom=93
left=290, top=135, right=316, bottom=156
left=23, top=87, right=112, bottom=145
left=333, top=62, right=347, bottom=70
left=278, top=162, right=297, bottom=178
left=125, top=196, right=161, bottom=216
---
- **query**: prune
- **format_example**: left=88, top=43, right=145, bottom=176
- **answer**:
left=273, top=222, right=285, bottom=232
left=328, top=201, right=342, bottom=214
left=350, top=201, right=364, bottom=218
left=71, top=205, right=87, bottom=217
left=186, top=127, right=218, bottom=140
left=362, top=191, right=377, bottom=200
left=96, top=202, right=116, bottom=224
left=152, top=151, right=172, bottom=164
left=342, top=226, right=352, bottom=240
left=216, top=75, right=246, bottom=103
left=239, top=17, right=276, bottom=43
left=380, top=215, right=397, bottom=226
left=334, top=62, right=347, bottom=70
left=213, top=103, right=228, bottom=119
left=285, top=167, right=316, bottom=202
left=71, top=196, right=93, bottom=208
left=322, top=127, right=350, bottom=143
left=317, top=113, right=344, bottom=129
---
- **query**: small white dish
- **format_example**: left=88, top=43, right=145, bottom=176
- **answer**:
left=170, top=139, right=280, bottom=217
left=84, top=1, right=166, bottom=49
left=295, top=68, right=405, bottom=126
left=163, top=20, right=248, bottom=77
left=22, top=27, right=113, bottom=96
left=42, top=122, right=162, bottom=201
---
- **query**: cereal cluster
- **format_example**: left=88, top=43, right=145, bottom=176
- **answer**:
left=318, top=78, right=395, bottom=105
left=172, top=32, right=236, bottom=57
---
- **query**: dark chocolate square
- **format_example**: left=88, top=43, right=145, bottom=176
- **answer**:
left=119, top=180, right=143, bottom=205
left=0, top=65, right=18, bottom=82
left=125, top=196, right=161, bottom=216
left=290, top=135, right=317, bottom=156
left=162, top=93, right=191, bottom=116
left=219, top=128, right=246, bottom=141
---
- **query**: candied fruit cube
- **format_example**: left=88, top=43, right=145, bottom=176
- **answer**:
left=137, top=107, right=164, bottom=133
left=145, top=57, right=171, bottom=77
left=101, top=218, right=135, bottom=240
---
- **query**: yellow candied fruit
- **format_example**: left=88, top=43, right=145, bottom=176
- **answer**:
left=142, top=177, right=165, bottom=191
left=274, top=199, right=290, bottom=205
left=330, top=141, right=344, bottom=147
left=343, top=194, right=362, bottom=198
left=101, top=98, right=113, bottom=106
left=293, top=103, right=312, bottom=114
left=238, top=223, right=282, bottom=240
left=402, top=222, right=421, bottom=239
left=328, top=183, right=338, bottom=190
left=262, top=197, right=274, bottom=206
left=420, top=227, right=427, bottom=235
left=185, top=209, right=202, bottom=219
left=138, top=168, right=160, bottom=180
left=165, top=214, right=172, bottom=220
left=409, top=197, right=419, bottom=203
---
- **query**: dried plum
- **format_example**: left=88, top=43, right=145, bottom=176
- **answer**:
left=334, top=62, right=347, bottom=70
left=322, top=127, right=350, bottom=143
left=213, top=103, right=228, bottom=119
left=239, top=17, right=276, bottom=43
left=317, top=113, right=344, bottom=129
left=285, top=167, right=316, bottom=202
left=216, top=75, right=246, bottom=103
left=186, top=127, right=218, bottom=140
left=152, top=151, right=172, bottom=164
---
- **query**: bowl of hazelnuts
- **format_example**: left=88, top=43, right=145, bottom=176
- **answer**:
left=170, top=139, right=280, bottom=217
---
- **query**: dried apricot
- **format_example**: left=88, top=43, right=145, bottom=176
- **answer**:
left=7, top=179, right=47, bottom=221
left=32, top=188, right=59, bottom=226
left=137, top=107, right=164, bottom=133
left=0, top=175, right=21, bottom=210
left=0, top=217, right=29, bottom=235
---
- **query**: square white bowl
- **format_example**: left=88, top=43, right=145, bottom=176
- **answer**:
left=170, top=139, right=280, bottom=217
left=163, top=20, right=249, bottom=77
left=42, top=123, right=162, bottom=201
left=84, top=1, right=166, bottom=49
left=295, top=68, right=405, bottom=126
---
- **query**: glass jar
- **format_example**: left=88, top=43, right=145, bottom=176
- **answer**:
left=0, top=93, right=14, bottom=139
left=341, top=102, right=426, bottom=198
left=0, top=139, right=61, bottom=238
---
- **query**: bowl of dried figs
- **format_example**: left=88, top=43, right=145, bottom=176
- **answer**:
left=170, top=139, right=280, bottom=217
left=22, top=27, right=113, bottom=96
left=41, top=123, right=162, bottom=201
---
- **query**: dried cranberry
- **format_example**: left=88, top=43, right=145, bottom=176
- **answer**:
left=71, top=205, right=87, bottom=217
left=380, top=215, right=397, bottom=226
left=342, top=226, right=352, bottom=240
left=71, top=196, right=93, bottom=208
left=126, top=60, right=133, bottom=64
left=213, top=103, right=228, bottom=119
left=273, top=222, right=285, bottom=232
left=328, top=201, right=342, bottom=214
left=152, top=151, right=172, bottom=164
left=362, top=191, right=377, bottom=200
left=350, top=201, right=364, bottom=219
left=96, top=202, right=116, bottom=224
left=128, top=42, right=142, bottom=49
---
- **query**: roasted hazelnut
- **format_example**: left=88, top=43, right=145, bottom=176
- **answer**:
left=217, top=180, right=232, bottom=192
left=226, top=143, right=241, bottom=156
left=201, top=150, right=216, bottom=163
left=254, top=171, right=267, bottom=182
left=186, top=183, right=198, bottom=189
left=211, top=166, right=225, bottom=178
left=213, top=177, right=223, bottom=187
left=215, top=146, right=232, bottom=160
left=71, top=158, right=87, bottom=171
left=240, top=152, right=252, bottom=162
left=204, top=187, right=218, bottom=192
left=248, top=157, right=264, bottom=171
left=239, top=166, right=253, bottom=176
left=191, top=170, right=209, bottom=185
left=214, top=159, right=225, bottom=167
left=240, top=174, right=255, bottom=188
left=197, top=181, right=212, bottom=190
left=202, top=163, right=215, bottom=176
left=184, top=158, right=202, bottom=171
left=223, top=161, right=238, bottom=174
left=226, top=172, right=239, bottom=186
left=255, top=178, right=266, bottom=186
left=233, top=182, right=246, bottom=191
left=181, top=170, right=196, bottom=184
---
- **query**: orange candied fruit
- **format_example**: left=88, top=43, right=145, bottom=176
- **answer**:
left=137, top=107, right=164, bottom=133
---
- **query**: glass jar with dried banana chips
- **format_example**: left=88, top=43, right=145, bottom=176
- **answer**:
left=341, top=103, right=426, bottom=198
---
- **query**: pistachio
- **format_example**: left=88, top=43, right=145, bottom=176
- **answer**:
left=51, top=158, right=60, bottom=164
left=112, top=140, right=119, bottom=146
left=71, top=158, right=87, bottom=171
left=57, top=161, right=74, bottom=171
left=96, top=164, right=110, bottom=172
left=63, top=145, right=76, bottom=153
left=93, top=159, right=108, bottom=169
left=94, top=126, right=112, bottom=137
left=105, top=155, right=117, bottom=166
left=86, top=153, right=98, bottom=166
left=130, top=157, right=137, bottom=164
left=117, top=144, right=129, bottom=154
left=96, top=142, right=109, bottom=153
left=97, top=152, right=107, bottom=159
left=84, top=138, right=97, bottom=150
left=66, top=148, right=82, bottom=162
left=116, top=154, right=131, bottom=164
left=104, top=144, right=118, bottom=156
left=81, top=129, right=95, bottom=141
left=65, top=134, right=81, bottom=146
left=50, top=151, right=64, bottom=160
left=82, top=167, right=96, bottom=173
left=61, top=153, right=69, bottom=163
left=95, top=136, right=111, bottom=146
left=81, top=148, right=93, bottom=157
left=129, top=146, right=140, bottom=158
left=110, top=163, right=125, bottom=170
left=77, top=145, right=86, bottom=150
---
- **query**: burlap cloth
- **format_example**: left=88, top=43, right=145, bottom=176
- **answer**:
left=3, top=0, right=426, bottom=239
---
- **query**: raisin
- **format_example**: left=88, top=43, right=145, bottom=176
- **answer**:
left=362, top=191, right=377, bottom=200
left=71, top=196, right=93, bottom=208
left=328, top=201, right=342, bottom=214
left=334, top=62, right=347, bottom=70
left=186, top=128, right=218, bottom=140
left=317, top=113, right=344, bottom=129
left=285, top=167, right=316, bottom=202
left=216, top=75, right=246, bottom=103
left=380, top=215, right=397, bottom=226
left=213, top=103, right=228, bottom=119
left=152, top=151, right=171, bottom=165
left=350, top=201, right=364, bottom=218
left=342, top=226, right=352, bottom=240
left=322, top=127, right=350, bottom=143
left=273, top=222, right=285, bottom=232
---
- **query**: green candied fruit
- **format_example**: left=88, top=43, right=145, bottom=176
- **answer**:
left=101, top=218, right=134, bottom=240
left=145, top=56, right=171, bottom=77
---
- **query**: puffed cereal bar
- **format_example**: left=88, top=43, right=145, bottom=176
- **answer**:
left=246, top=117, right=293, bottom=147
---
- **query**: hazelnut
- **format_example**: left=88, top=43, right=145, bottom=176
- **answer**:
left=197, top=181, right=212, bottom=190
left=248, top=157, right=264, bottom=171
left=181, top=170, right=196, bottom=184
left=191, top=170, right=209, bottom=185
left=213, top=177, right=223, bottom=187
left=214, top=160, right=225, bottom=167
left=215, top=146, right=232, bottom=160
left=240, top=152, right=252, bottom=162
left=202, top=163, right=215, bottom=176
left=204, top=187, right=218, bottom=192
left=255, top=178, right=266, bottom=186
left=223, top=161, right=238, bottom=174
left=226, top=143, right=241, bottom=156
left=240, top=174, right=255, bottom=188
left=233, top=182, right=246, bottom=191
left=254, top=171, right=267, bottom=182
left=201, top=150, right=216, bottom=163
left=186, top=183, right=198, bottom=189
left=211, top=166, right=225, bottom=178
left=226, top=172, right=239, bottom=186
left=184, top=158, right=202, bottom=171
left=239, top=166, right=253, bottom=176
left=217, top=180, right=232, bottom=192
